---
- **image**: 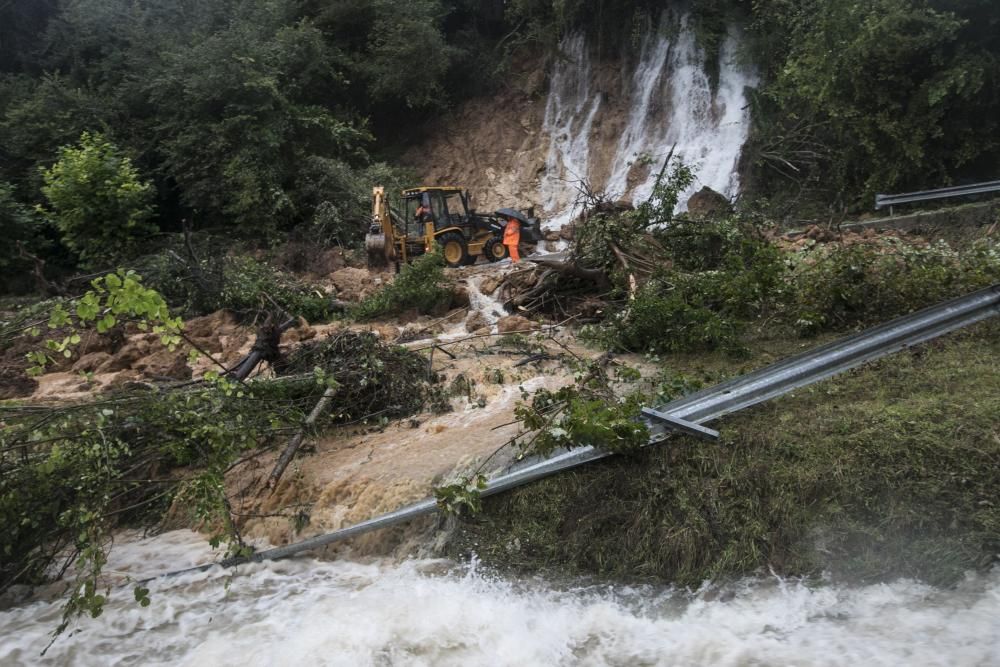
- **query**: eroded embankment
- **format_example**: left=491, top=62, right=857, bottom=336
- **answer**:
left=448, top=323, right=1000, bottom=586
left=227, top=326, right=662, bottom=560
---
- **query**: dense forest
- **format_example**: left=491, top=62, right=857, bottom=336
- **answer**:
left=1, top=0, right=998, bottom=292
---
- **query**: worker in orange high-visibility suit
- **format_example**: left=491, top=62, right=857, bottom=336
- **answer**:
left=503, top=216, right=521, bottom=263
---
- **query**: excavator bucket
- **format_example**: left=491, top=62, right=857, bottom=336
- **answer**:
left=367, top=186, right=393, bottom=270
left=365, top=229, right=389, bottom=269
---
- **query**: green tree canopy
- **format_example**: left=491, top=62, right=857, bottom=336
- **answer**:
left=39, top=131, right=156, bottom=268
left=749, top=0, right=1000, bottom=204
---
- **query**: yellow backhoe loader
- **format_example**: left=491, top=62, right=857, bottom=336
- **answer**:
left=365, top=186, right=539, bottom=270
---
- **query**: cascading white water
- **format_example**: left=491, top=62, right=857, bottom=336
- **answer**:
left=540, top=33, right=604, bottom=228
left=605, top=21, right=758, bottom=209
left=539, top=15, right=757, bottom=227
left=1, top=531, right=997, bottom=666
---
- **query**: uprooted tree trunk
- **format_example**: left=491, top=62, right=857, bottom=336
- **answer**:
left=227, top=315, right=296, bottom=381
left=502, top=255, right=612, bottom=315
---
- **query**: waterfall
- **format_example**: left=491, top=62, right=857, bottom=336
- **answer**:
left=539, top=16, right=758, bottom=225
left=539, top=33, right=603, bottom=227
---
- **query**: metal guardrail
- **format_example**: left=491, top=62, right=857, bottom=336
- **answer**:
left=875, top=180, right=1000, bottom=211
left=163, top=284, right=1000, bottom=576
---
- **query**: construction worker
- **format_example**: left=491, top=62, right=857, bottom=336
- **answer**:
left=503, top=216, right=521, bottom=263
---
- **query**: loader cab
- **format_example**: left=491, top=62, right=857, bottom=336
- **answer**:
left=402, top=187, right=471, bottom=234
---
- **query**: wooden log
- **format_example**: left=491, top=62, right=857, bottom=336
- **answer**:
left=266, top=384, right=337, bottom=491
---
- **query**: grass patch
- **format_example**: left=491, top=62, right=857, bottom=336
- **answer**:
left=450, top=322, right=1000, bottom=586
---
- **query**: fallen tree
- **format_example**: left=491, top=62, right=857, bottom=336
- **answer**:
left=0, top=272, right=434, bottom=637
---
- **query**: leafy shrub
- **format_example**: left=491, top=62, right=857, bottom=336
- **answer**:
left=789, top=239, right=1000, bottom=335
left=218, top=256, right=330, bottom=322
left=279, top=330, right=433, bottom=421
left=3, top=288, right=436, bottom=630
left=139, top=247, right=330, bottom=322
left=596, top=281, right=747, bottom=356
left=25, top=270, right=183, bottom=376
left=352, top=251, right=450, bottom=320
left=294, top=159, right=415, bottom=249
left=514, top=383, right=649, bottom=458
left=0, top=378, right=300, bottom=630
left=38, top=132, right=156, bottom=269
left=0, top=181, right=44, bottom=283
left=590, top=215, right=785, bottom=356
left=574, top=162, right=694, bottom=281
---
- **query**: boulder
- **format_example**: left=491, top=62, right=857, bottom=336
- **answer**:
left=135, top=349, right=192, bottom=381
left=77, top=329, right=121, bottom=356
left=559, top=224, right=575, bottom=241
left=97, top=339, right=152, bottom=373
left=479, top=275, right=502, bottom=296
left=283, top=317, right=317, bottom=344
left=497, top=315, right=537, bottom=334
left=804, top=225, right=837, bottom=242
left=465, top=311, right=491, bottom=333
left=104, top=369, right=142, bottom=390
left=185, top=310, right=239, bottom=342
left=450, top=284, right=471, bottom=309
left=686, top=187, right=732, bottom=219
left=72, top=352, right=112, bottom=374
left=544, top=230, right=561, bottom=242
left=369, top=324, right=399, bottom=341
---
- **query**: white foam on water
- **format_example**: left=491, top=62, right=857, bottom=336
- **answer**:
left=464, top=275, right=507, bottom=327
left=1, top=531, right=997, bottom=666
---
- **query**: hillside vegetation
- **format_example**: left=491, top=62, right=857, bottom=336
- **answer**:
left=2, top=0, right=1000, bottom=293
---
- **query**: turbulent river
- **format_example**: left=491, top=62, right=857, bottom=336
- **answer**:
left=1, top=531, right=997, bottom=666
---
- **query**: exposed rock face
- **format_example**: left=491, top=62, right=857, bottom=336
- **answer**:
left=497, top=315, right=537, bottom=334
left=686, top=187, right=732, bottom=219
left=404, top=26, right=755, bottom=231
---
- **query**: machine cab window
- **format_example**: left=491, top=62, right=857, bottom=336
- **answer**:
left=406, top=191, right=449, bottom=229
left=442, top=191, right=467, bottom=226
